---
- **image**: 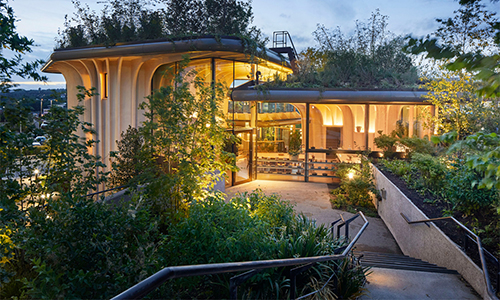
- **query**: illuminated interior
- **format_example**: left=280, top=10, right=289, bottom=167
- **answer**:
left=151, top=58, right=433, bottom=185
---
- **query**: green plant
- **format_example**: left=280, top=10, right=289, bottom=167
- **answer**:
left=331, top=157, right=378, bottom=216
left=139, top=56, right=234, bottom=219
left=58, top=0, right=268, bottom=53
left=19, top=195, right=158, bottom=299
left=288, top=129, right=302, bottom=156
left=410, top=153, right=447, bottom=191
left=374, top=131, right=398, bottom=158
left=399, top=136, right=435, bottom=157
left=443, top=163, right=498, bottom=215
left=154, top=190, right=368, bottom=299
left=110, top=125, right=148, bottom=188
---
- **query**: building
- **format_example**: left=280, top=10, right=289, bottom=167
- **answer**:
left=42, top=36, right=433, bottom=186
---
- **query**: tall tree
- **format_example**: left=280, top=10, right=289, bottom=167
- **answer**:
left=405, top=0, right=500, bottom=97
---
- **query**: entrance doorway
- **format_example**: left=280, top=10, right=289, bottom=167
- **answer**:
left=227, top=129, right=254, bottom=186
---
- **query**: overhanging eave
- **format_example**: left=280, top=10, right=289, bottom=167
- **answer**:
left=42, top=37, right=291, bottom=73
left=231, top=89, right=430, bottom=105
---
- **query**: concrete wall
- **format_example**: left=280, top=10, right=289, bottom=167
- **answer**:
left=372, top=165, right=492, bottom=300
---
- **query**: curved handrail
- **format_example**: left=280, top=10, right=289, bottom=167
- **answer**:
left=401, top=213, right=498, bottom=300
left=111, top=211, right=369, bottom=300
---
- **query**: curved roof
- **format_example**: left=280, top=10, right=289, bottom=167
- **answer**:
left=231, top=89, right=429, bottom=105
left=42, top=36, right=290, bottom=73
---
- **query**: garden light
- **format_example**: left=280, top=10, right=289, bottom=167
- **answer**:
left=348, top=170, right=355, bottom=179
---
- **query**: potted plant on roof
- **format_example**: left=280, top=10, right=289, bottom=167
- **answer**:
left=288, top=130, right=302, bottom=160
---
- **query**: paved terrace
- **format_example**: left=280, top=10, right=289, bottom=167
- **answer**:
left=225, top=180, right=479, bottom=300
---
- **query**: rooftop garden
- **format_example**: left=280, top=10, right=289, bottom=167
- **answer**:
left=267, top=10, right=420, bottom=90
left=55, top=0, right=269, bottom=59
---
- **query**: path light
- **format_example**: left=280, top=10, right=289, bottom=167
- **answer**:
left=34, top=169, right=39, bottom=175
left=348, top=170, right=355, bottom=180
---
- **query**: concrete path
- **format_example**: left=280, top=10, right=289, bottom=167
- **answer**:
left=360, top=267, right=479, bottom=300
left=226, top=180, right=401, bottom=254
left=225, top=180, right=479, bottom=300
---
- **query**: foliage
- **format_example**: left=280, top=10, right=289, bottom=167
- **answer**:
left=431, top=130, right=459, bottom=147
left=138, top=56, right=234, bottom=222
left=155, top=190, right=367, bottom=299
left=434, top=1, right=498, bottom=55
left=110, top=125, right=148, bottom=188
left=410, top=153, right=448, bottom=192
left=458, top=131, right=500, bottom=189
left=19, top=195, right=158, bottom=299
left=38, top=87, right=107, bottom=196
left=0, top=0, right=46, bottom=93
left=405, top=1, right=500, bottom=97
left=378, top=150, right=498, bottom=216
left=331, top=157, right=378, bottom=216
left=0, top=87, right=114, bottom=298
left=423, top=69, right=484, bottom=139
left=288, top=129, right=302, bottom=156
left=374, top=131, right=398, bottom=158
left=443, top=162, right=498, bottom=214
left=57, top=0, right=267, bottom=53
left=271, top=10, right=419, bottom=89
left=378, top=140, right=500, bottom=253
left=374, top=130, right=435, bottom=158
left=399, top=136, right=436, bottom=158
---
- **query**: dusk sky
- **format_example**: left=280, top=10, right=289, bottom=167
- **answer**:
left=7, top=0, right=500, bottom=90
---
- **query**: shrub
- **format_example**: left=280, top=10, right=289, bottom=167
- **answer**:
left=410, top=153, right=447, bottom=192
left=374, top=131, right=398, bottom=158
left=157, top=190, right=367, bottom=299
left=331, top=157, right=378, bottom=215
left=17, top=195, right=158, bottom=299
left=399, top=136, right=435, bottom=157
left=443, top=163, right=498, bottom=215
left=110, top=125, right=149, bottom=188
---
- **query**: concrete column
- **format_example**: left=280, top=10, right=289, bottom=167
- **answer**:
left=365, top=104, right=369, bottom=150
left=409, top=105, right=415, bottom=137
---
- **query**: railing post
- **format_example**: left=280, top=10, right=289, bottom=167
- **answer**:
left=289, top=263, right=316, bottom=300
left=345, top=221, right=349, bottom=239
left=496, top=260, right=499, bottom=295
left=290, top=272, right=296, bottom=300
left=332, top=262, right=338, bottom=295
left=463, top=231, right=468, bottom=252
left=229, top=269, right=262, bottom=299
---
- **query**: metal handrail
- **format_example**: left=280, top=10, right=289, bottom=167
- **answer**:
left=111, top=211, right=369, bottom=300
left=401, top=213, right=499, bottom=300
left=272, top=31, right=298, bottom=58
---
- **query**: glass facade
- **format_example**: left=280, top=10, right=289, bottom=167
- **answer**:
left=151, top=57, right=432, bottom=185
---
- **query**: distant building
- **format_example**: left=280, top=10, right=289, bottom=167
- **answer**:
left=42, top=36, right=432, bottom=186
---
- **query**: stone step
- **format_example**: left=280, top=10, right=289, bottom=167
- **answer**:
left=354, top=251, right=459, bottom=274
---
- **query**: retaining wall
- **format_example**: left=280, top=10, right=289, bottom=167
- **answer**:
left=372, top=164, right=492, bottom=299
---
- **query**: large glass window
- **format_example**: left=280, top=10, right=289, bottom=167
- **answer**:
left=255, top=103, right=305, bottom=181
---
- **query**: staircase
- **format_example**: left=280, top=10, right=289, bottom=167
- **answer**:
left=355, top=251, right=481, bottom=299
left=355, top=251, right=458, bottom=274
